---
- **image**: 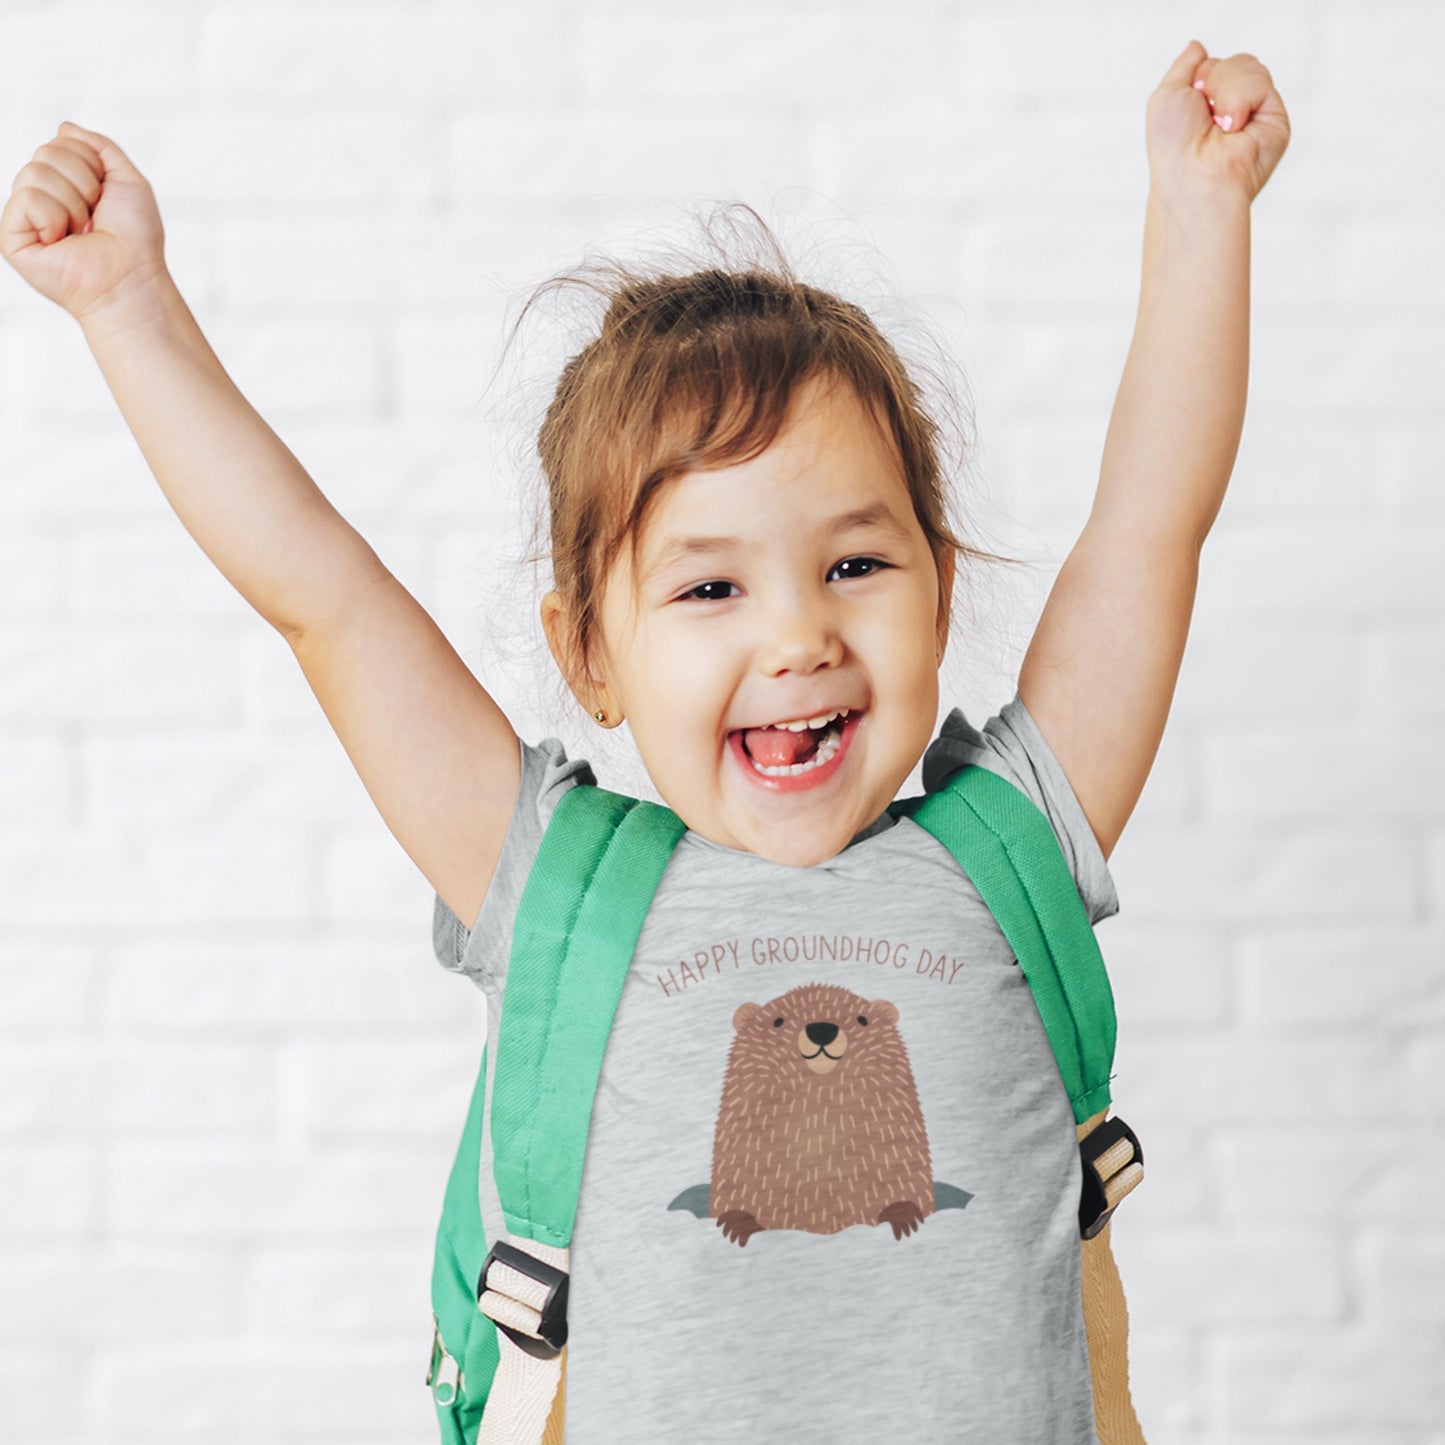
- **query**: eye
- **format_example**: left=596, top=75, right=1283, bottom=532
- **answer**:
left=676, top=580, right=738, bottom=603
left=773, top=1017, right=785, bottom=1028
left=829, top=556, right=891, bottom=582
left=857, top=1015, right=869, bottom=1027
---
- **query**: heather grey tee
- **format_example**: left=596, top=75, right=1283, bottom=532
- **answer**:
left=432, top=688, right=1119, bottom=1443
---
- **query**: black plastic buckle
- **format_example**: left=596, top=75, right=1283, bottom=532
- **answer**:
left=1078, top=1114, right=1143, bottom=1240
left=477, top=1240, right=570, bottom=1359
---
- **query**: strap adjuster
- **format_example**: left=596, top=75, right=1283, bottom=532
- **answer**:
left=477, top=1240, right=570, bottom=1359
left=425, top=1317, right=462, bottom=1406
left=1079, top=1114, right=1145, bottom=1240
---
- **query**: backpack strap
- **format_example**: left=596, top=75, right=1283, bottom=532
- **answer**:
left=474, top=783, right=686, bottom=1444
left=890, top=762, right=1144, bottom=1238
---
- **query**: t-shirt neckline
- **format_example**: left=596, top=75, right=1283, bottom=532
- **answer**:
left=684, top=806, right=901, bottom=864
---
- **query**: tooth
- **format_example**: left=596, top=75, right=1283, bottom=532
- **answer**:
left=766, top=707, right=847, bottom=732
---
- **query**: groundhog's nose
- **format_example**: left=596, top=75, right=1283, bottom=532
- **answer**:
left=805, top=1021, right=839, bottom=1047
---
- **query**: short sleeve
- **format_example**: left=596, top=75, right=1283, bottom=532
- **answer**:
left=920, top=687, right=1120, bottom=926
left=430, top=735, right=595, bottom=990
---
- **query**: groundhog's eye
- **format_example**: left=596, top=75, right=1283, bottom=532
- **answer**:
left=857, top=1015, right=869, bottom=1027
left=773, top=1017, right=785, bottom=1028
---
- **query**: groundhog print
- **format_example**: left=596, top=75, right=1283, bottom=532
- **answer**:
left=667, top=981, right=973, bottom=1246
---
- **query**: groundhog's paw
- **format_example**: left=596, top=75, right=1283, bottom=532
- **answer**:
left=716, top=1209, right=762, bottom=1246
left=877, top=1199, right=925, bottom=1240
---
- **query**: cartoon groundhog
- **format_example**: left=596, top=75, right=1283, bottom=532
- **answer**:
left=710, top=980, right=935, bottom=1246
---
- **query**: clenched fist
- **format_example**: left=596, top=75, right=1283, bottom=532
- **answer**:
left=2, top=121, right=168, bottom=323
left=1147, top=40, right=1291, bottom=204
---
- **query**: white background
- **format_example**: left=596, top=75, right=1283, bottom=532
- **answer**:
left=1, top=1, right=1442, bottom=1441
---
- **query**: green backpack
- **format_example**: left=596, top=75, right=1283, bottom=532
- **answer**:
left=424, top=761, right=1144, bottom=1444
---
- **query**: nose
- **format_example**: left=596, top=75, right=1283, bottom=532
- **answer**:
left=805, top=1021, right=840, bottom=1047
left=755, top=587, right=844, bottom=676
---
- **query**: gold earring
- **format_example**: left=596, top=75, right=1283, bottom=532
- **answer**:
left=594, top=710, right=608, bottom=724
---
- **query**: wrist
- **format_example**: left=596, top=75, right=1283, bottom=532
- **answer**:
left=77, top=262, right=186, bottom=347
left=1146, top=177, right=1251, bottom=229
left=1140, top=182, right=1251, bottom=286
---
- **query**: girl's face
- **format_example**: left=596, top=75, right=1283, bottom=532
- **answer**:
left=567, top=372, right=952, bottom=868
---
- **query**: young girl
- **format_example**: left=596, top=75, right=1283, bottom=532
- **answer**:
left=2, top=37, right=1288, bottom=1445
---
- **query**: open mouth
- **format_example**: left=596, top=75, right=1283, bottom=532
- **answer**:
left=728, top=709, right=863, bottom=792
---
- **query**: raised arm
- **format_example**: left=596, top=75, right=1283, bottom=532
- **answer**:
left=1019, top=42, right=1290, bottom=861
left=3, top=122, right=520, bottom=927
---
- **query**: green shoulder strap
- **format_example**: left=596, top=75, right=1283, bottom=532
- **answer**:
left=491, top=784, right=688, bottom=1245
left=890, top=762, right=1117, bottom=1123
left=427, top=783, right=684, bottom=1430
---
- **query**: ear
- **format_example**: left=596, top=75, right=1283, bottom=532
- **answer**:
left=862, top=998, right=900, bottom=1027
left=934, top=547, right=957, bottom=663
left=733, top=1001, right=768, bottom=1033
left=541, top=590, right=615, bottom=717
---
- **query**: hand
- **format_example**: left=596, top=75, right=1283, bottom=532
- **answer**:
left=1146, top=40, right=1292, bottom=204
left=1, top=121, right=169, bottom=323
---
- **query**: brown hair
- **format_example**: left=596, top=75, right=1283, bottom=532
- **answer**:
left=503, top=204, right=1021, bottom=704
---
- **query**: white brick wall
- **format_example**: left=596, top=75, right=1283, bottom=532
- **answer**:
left=1, top=3, right=1441, bottom=1441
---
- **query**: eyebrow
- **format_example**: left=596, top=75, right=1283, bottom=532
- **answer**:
left=643, top=501, right=913, bottom=580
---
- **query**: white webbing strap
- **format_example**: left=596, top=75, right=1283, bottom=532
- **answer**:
left=476, top=1235, right=569, bottom=1445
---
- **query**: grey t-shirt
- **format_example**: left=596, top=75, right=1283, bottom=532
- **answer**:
left=432, top=688, right=1119, bottom=1443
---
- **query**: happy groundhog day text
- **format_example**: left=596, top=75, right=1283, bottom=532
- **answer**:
left=656, top=935, right=967, bottom=998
